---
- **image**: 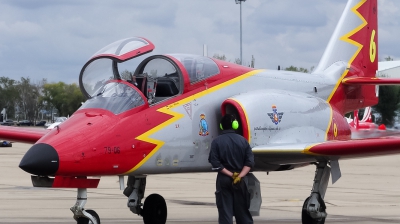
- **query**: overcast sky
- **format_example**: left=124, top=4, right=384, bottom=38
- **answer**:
left=0, top=0, right=399, bottom=84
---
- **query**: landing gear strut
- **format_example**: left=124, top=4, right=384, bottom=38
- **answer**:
left=302, top=162, right=330, bottom=224
left=71, top=188, right=100, bottom=224
left=123, top=175, right=167, bottom=224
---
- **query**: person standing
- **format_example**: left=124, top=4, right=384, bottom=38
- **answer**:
left=208, top=114, right=255, bottom=224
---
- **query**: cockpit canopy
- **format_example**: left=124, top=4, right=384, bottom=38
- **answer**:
left=168, top=54, right=219, bottom=84
left=78, top=37, right=220, bottom=114
left=79, top=37, right=155, bottom=98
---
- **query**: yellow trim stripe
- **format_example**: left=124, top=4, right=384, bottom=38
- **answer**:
left=324, top=0, right=367, bottom=140
left=123, top=69, right=264, bottom=174
left=123, top=108, right=185, bottom=174
left=251, top=143, right=324, bottom=156
left=303, top=143, right=325, bottom=156
left=325, top=104, right=333, bottom=140
left=326, top=0, right=367, bottom=103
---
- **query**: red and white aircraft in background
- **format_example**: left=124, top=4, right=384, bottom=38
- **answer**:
left=346, top=107, right=388, bottom=139
left=1, top=0, right=400, bottom=224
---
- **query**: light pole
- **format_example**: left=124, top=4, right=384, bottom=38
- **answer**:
left=235, top=0, right=246, bottom=65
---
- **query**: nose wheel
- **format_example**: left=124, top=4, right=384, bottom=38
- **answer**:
left=142, top=194, right=167, bottom=224
left=76, top=209, right=100, bottom=224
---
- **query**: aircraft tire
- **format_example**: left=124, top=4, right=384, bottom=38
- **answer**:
left=76, top=209, right=100, bottom=224
left=142, top=194, right=167, bottom=224
left=301, top=197, right=325, bottom=224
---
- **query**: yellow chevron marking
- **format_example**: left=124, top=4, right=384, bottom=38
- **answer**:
left=327, top=0, right=368, bottom=103
left=325, top=0, right=367, bottom=140
left=123, top=69, right=264, bottom=174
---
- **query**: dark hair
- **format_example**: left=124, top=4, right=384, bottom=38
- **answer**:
left=220, top=114, right=235, bottom=130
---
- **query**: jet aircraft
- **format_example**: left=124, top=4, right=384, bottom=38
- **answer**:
left=1, top=0, right=400, bottom=223
left=346, top=107, right=389, bottom=139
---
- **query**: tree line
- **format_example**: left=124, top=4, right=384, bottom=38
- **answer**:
left=0, top=77, right=85, bottom=123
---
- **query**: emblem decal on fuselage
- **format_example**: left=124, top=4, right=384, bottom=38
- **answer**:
left=267, top=105, right=284, bottom=125
left=199, top=114, right=209, bottom=136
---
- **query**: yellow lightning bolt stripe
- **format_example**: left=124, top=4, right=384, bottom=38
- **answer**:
left=226, top=98, right=252, bottom=143
left=326, top=0, right=367, bottom=103
left=122, top=108, right=185, bottom=175
left=123, top=69, right=265, bottom=174
left=324, top=0, right=367, bottom=140
left=165, top=69, right=265, bottom=107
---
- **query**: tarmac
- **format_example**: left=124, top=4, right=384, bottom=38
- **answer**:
left=0, top=142, right=399, bottom=224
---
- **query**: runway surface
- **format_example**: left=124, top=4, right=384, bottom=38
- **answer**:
left=0, top=142, right=399, bottom=223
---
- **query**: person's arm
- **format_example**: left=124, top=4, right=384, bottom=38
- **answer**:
left=220, top=168, right=234, bottom=177
left=209, top=141, right=235, bottom=178
left=238, top=166, right=251, bottom=178
left=208, top=141, right=225, bottom=172
left=240, top=141, right=254, bottom=178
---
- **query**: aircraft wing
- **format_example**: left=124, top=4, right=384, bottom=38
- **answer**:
left=0, top=126, right=49, bottom=144
left=351, top=128, right=400, bottom=139
left=342, top=77, right=400, bottom=85
left=253, top=136, right=400, bottom=166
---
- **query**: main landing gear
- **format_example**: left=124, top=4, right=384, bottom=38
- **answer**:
left=302, top=162, right=330, bottom=224
left=123, top=175, right=168, bottom=224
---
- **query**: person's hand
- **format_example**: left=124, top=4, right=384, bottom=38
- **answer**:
left=233, top=176, right=241, bottom=184
left=232, top=172, right=239, bottom=179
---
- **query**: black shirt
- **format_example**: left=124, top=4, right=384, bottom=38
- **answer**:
left=208, top=130, right=254, bottom=172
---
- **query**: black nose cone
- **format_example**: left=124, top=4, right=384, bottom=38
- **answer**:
left=19, top=143, right=59, bottom=176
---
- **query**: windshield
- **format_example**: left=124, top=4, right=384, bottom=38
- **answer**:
left=80, top=82, right=145, bottom=114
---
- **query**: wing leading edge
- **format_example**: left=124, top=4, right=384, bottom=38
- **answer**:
left=253, top=137, right=400, bottom=167
left=0, top=126, right=49, bottom=144
left=342, top=77, right=400, bottom=85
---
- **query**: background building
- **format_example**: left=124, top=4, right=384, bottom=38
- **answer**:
left=378, top=61, right=400, bottom=77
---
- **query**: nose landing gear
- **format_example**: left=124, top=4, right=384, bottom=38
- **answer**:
left=71, top=188, right=100, bottom=224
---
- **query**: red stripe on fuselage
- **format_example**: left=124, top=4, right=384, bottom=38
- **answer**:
left=43, top=61, right=255, bottom=176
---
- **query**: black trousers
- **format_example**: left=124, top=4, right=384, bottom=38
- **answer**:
left=215, top=173, right=253, bottom=224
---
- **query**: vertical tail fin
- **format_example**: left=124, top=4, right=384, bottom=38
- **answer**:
left=360, top=106, right=372, bottom=122
left=314, top=0, right=378, bottom=113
